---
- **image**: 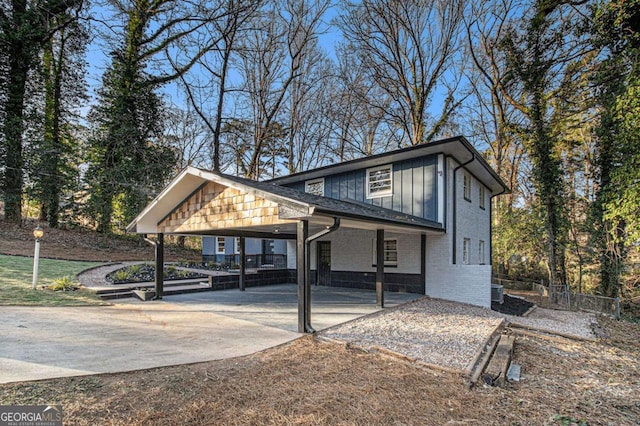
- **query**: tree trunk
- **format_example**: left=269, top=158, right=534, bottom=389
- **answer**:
left=3, top=55, right=28, bottom=223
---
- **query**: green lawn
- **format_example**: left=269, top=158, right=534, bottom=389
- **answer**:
left=0, top=254, right=109, bottom=306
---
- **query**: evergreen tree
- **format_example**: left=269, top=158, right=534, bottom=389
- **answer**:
left=29, top=10, right=88, bottom=227
left=498, top=0, right=591, bottom=288
left=85, top=46, right=175, bottom=233
left=0, top=0, right=83, bottom=223
left=591, top=0, right=640, bottom=297
left=84, top=0, right=222, bottom=232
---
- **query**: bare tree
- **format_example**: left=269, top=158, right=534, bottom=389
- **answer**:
left=175, top=0, right=260, bottom=171
left=281, top=0, right=332, bottom=173
left=85, top=0, right=242, bottom=232
left=338, top=0, right=466, bottom=146
left=463, top=0, right=525, bottom=208
left=328, top=41, right=393, bottom=161
left=237, top=0, right=328, bottom=179
left=163, top=104, right=213, bottom=170
left=284, top=54, right=335, bottom=172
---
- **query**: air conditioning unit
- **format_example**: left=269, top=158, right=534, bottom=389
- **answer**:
left=491, top=284, right=504, bottom=304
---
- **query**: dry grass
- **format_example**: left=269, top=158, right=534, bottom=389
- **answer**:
left=1, top=318, right=639, bottom=425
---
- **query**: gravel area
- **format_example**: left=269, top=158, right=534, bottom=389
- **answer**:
left=507, top=306, right=597, bottom=340
left=321, top=297, right=597, bottom=373
left=321, top=298, right=504, bottom=371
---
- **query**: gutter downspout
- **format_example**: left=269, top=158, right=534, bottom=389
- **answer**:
left=302, top=217, right=340, bottom=333
left=451, top=153, right=475, bottom=264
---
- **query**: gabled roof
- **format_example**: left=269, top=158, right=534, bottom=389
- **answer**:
left=222, top=173, right=443, bottom=228
left=269, top=135, right=509, bottom=194
left=127, top=167, right=444, bottom=234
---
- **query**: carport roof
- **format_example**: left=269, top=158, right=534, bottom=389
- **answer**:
left=127, top=167, right=444, bottom=235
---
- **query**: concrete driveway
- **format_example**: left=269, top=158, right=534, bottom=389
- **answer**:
left=0, top=284, right=419, bottom=384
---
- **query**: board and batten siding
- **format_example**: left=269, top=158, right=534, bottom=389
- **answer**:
left=286, top=155, right=439, bottom=223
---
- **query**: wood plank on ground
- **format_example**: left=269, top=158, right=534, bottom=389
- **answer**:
left=482, top=334, right=515, bottom=387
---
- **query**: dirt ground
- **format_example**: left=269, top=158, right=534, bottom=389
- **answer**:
left=1, top=318, right=638, bottom=425
left=0, top=220, right=200, bottom=262
left=1, top=220, right=639, bottom=425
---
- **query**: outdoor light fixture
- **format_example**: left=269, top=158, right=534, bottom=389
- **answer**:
left=33, top=225, right=44, bottom=240
left=32, top=224, right=44, bottom=290
left=274, top=226, right=280, bottom=234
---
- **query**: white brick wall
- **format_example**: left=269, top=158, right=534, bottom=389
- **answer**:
left=420, top=157, right=493, bottom=308
left=286, top=240, right=297, bottom=270
left=286, top=228, right=421, bottom=274
left=453, top=159, right=492, bottom=265
left=425, top=263, right=492, bottom=308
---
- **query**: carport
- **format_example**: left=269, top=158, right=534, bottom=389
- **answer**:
left=127, top=167, right=443, bottom=333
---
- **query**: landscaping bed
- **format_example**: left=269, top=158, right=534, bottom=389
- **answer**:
left=106, top=263, right=207, bottom=284
left=491, top=294, right=535, bottom=316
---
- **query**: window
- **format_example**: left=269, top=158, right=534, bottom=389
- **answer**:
left=367, top=165, right=393, bottom=198
left=234, top=237, right=241, bottom=254
left=463, top=173, right=471, bottom=201
left=479, top=240, right=485, bottom=265
left=479, top=185, right=486, bottom=210
left=373, top=239, right=398, bottom=266
left=305, top=178, right=324, bottom=196
left=462, top=238, right=470, bottom=264
left=216, top=237, right=225, bottom=254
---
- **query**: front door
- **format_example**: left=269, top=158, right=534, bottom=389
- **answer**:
left=316, top=241, right=331, bottom=286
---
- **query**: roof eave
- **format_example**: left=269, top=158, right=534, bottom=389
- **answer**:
left=312, top=207, right=445, bottom=233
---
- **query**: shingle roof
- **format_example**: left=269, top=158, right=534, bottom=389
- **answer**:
left=219, top=172, right=443, bottom=232
left=269, top=135, right=509, bottom=195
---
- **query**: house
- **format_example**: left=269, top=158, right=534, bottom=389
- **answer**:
left=127, top=136, right=508, bottom=332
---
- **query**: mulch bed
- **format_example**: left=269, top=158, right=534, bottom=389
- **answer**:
left=491, top=294, right=534, bottom=316
left=106, top=264, right=207, bottom=284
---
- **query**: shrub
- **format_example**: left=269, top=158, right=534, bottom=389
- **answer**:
left=128, top=263, right=144, bottom=274
left=48, top=276, right=79, bottom=291
left=111, top=269, right=132, bottom=282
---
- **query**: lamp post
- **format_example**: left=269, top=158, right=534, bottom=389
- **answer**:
left=32, top=225, right=44, bottom=290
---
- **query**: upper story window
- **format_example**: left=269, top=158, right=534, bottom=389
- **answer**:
left=462, top=238, right=470, bottom=264
left=367, top=164, right=393, bottom=198
left=305, top=178, right=324, bottom=196
left=216, top=237, right=225, bottom=254
left=463, top=173, right=471, bottom=202
left=479, top=185, right=486, bottom=210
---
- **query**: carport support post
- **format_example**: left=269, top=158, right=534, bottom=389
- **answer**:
left=239, top=237, right=246, bottom=291
left=155, top=233, right=164, bottom=300
left=376, top=229, right=384, bottom=308
left=297, top=220, right=309, bottom=333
